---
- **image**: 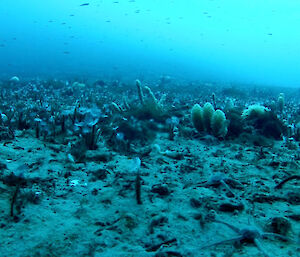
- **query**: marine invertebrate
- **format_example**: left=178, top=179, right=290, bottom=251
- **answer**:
left=1, top=165, right=45, bottom=219
left=192, top=102, right=228, bottom=138
left=34, top=117, right=42, bottom=138
left=241, top=104, right=286, bottom=139
left=201, top=219, right=292, bottom=257
left=75, top=117, right=101, bottom=150
left=202, top=102, right=215, bottom=131
left=197, top=173, right=242, bottom=197
left=132, top=80, right=167, bottom=121
left=0, top=107, right=15, bottom=129
left=109, top=116, right=156, bottom=149
left=9, top=76, right=20, bottom=84
left=211, top=109, right=228, bottom=138
left=136, top=79, right=144, bottom=105
left=166, top=116, right=180, bottom=140
left=152, top=144, right=184, bottom=160
left=277, top=93, right=285, bottom=113
left=241, top=104, right=270, bottom=120
left=73, top=107, right=104, bottom=150
left=191, top=104, right=204, bottom=133
left=132, top=157, right=142, bottom=205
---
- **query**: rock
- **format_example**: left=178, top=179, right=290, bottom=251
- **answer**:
left=89, top=168, right=110, bottom=181
left=0, top=161, right=7, bottom=170
left=151, top=184, right=170, bottom=196
left=265, top=217, right=291, bottom=236
left=0, top=126, right=14, bottom=140
left=85, top=151, right=112, bottom=162
left=190, top=198, right=202, bottom=208
left=149, top=216, right=168, bottom=234
left=286, top=191, right=300, bottom=205
left=287, top=214, right=300, bottom=221
left=219, top=201, right=244, bottom=212
left=155, top=251, right=183, bottom=257
left=251, top=193, right=283, bottom=203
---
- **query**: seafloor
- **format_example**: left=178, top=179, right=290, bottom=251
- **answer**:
left=0, top=78, right=299, bottom=257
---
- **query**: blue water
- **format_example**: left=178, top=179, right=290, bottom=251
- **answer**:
left=1, top=0, right=300, bottom=87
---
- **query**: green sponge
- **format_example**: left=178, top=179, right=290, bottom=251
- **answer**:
left=202, top=102, right=215, bottom=131
left=191, top=104, right=204, bottom=132
left=192, top=102, right=228, bottom=138
left=211, top=109, right=228, bottom=138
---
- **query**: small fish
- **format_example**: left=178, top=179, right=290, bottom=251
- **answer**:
left=63, top=51, right=70, bottom=54
left=80, top=3, right=89, bottom=6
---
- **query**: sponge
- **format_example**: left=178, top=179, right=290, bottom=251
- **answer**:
left=202, top=102, right=215, bottom=131
left=211, top=110, right=228, bottom=138
left=277, top=93, right=284, bottom=112
left=191, top=104, right=204, bottom=132
left=241, top=105, right=269, bottom=120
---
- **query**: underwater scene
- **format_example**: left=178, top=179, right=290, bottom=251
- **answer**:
left=0, top=1, right=300, bottom=256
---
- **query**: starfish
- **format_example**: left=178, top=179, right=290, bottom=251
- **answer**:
left=201, top=219, right=291, bottom=257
